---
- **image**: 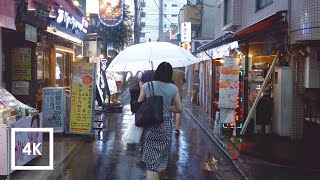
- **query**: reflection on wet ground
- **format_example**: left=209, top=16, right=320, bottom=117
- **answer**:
left=48, top=90, right=242, bottom=180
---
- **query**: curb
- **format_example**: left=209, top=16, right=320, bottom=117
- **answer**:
left=184, top=107, right=250, bottom=180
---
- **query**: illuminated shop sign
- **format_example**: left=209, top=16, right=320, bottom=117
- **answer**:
left=99, top=0, right=124, bottom=27
left=56, top=8, right=87, bottom=34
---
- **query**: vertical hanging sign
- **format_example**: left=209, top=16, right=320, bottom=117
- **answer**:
left=180, top=22, right=191, bottom=51
left=69, top=63, right=96, bottom=135
left=99, top=0, right=124, bottom=26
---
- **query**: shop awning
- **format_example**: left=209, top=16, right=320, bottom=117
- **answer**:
left=235, top=11, right=287, bottom=39
left=194, top=11, right=287, bottom=55
left=0, top=0, right=16, bottom=30
left=195, top=32, right=234, bottom=53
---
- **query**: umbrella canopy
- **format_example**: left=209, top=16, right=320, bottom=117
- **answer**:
left=107, top=42, right=200, bottom=72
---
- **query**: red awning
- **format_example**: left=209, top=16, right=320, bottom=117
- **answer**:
left=236, top=11, right=287, bottom=36
left=0, top=0, right=16, bottom=30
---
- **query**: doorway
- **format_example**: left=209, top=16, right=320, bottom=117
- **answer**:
left=55, top=51, right=71, bottom=87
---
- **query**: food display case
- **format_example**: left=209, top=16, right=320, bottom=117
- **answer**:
left=0, top=88, right=42, bottom=176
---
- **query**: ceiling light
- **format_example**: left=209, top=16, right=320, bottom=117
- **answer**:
left=73, top=0, right=80, bottom=6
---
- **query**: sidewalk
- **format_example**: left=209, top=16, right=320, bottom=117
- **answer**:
left=184, top=101, right=320, bottom=180
left=4, top=134, right=83, bottom=180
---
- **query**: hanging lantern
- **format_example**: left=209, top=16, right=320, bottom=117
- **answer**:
left=27, top=0, right=36, bottom=11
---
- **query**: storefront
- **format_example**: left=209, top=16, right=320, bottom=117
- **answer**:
left=1, top=0, right=86, bottom=111
left=192, top=11, right=289, bottom=136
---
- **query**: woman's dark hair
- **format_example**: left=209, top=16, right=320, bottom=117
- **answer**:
left=153, top=62, right=173, bottom=83
left=31, top=114, right=40, bottom=128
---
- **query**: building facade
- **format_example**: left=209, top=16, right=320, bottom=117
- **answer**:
left=139, top=0, right=185, bottom=42
left=191, top=0, right=320, bottom=140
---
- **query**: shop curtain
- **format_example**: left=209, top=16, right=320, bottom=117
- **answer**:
left=0, top=0, right=16, bottom=30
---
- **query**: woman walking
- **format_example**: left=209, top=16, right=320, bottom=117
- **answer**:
left=137, top=62, right=182, bottom=180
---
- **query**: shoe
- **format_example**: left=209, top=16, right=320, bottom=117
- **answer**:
left=175, top=130, right=180, bottom=135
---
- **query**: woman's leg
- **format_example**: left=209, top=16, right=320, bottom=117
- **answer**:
left=147, top=171, right=159, bottom=180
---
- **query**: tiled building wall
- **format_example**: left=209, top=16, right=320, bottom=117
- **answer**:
left=201, top=0, right=216, bottom=38
left=241, top=0, right=287, bottom=29
left=290, top=0, right=320, bottom=42
left=214, top=0, right=287, bottom=38
left=290, top=55, right=305, bottom=140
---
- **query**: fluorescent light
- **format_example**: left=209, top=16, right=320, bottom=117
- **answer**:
left=46, top=27, right=83, bottom=45
left=73, top=0, right=80, bottom=6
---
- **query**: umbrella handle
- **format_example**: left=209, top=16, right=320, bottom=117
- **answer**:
left=151, top=61, right=154, bottom=71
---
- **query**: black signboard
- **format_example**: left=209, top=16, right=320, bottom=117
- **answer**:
left=20, top=1, right=50, bottom=29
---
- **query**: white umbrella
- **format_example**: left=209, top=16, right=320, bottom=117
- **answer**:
left=107, top=42, right=200, bottom=72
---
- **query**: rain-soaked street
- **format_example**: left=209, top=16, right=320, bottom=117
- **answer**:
left=46, top=89, right=242, bottom=180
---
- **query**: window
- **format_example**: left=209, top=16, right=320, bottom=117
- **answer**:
left=140, top=1, right=145, bottom=7
left=172, top=4, right=178, bottom=7
left=140, top=22, right=145, bottom=27
left=224, top=0, right=232, bottom=25
left=36, top=47, right=50, bottom=80
left=164, top=4, right=167, bottom=7
left=164, top=14, right=167, bottom=17
left=171, top=14, right=178, bottom=17
left=256, top=0, right=273, bottom=10
left=164, top=24, right=167, bottom=28
left=140, top=12, right=145, bottom=17
left=140, top=33, right=146, bottom=37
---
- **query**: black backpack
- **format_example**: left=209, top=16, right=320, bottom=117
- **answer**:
left=128, top=76, right=140, bottom=91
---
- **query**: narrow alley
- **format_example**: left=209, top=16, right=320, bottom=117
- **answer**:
left=46, top=89, right=242, bottom=180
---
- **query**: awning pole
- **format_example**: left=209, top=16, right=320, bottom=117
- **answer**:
left=240, top=51, right=280, bottom=135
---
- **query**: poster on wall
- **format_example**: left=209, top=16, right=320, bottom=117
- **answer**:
left=42, top=87, right=66, bottom=133
left=99, top=0, right=124, bottom=26
left=69, top=63, right=96, bottom=134
left=218, top=57, right=240, bottom=109
left=12, top=48, right=32, bottom=81
left=11, top=113, right=43, bottom=167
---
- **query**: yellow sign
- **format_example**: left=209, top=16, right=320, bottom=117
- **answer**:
left=12, top=48, right=32, bottom=80
left=69, top=63, right=96, bottom=134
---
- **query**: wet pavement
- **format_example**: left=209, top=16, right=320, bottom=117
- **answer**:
left=184, top=100, right=320, bottom=180
left=46, top=89, right=242, bottom=180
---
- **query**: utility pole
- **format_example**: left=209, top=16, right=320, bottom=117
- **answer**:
left=159, top=0, right=163, bottom=37
left=134, top=0, right=140, bottom=44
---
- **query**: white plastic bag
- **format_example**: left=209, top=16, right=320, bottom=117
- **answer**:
left=122, top=115, right=143, bottom=144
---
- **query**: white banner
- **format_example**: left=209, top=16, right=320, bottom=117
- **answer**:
left=180, top=22, right=191, bottom=42
left=42, top=87, right=66, bottom=133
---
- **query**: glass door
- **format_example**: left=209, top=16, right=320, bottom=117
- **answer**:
left=55, top=51, right=72, bottom=87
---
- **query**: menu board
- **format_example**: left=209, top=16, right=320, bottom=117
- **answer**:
left=42, top=87, right=66, bottom=133
left=219, top=57, right=239, bottom=108
left=69, top=63, right=96, bottom=134
left=12, top=48, right=32, bottom=81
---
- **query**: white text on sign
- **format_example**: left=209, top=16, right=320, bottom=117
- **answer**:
left=22, top=142, right=42, bottom=156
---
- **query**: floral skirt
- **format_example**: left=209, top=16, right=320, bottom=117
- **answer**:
left=142, top=117, right=172, bottom=172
